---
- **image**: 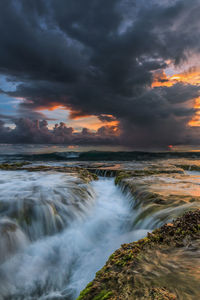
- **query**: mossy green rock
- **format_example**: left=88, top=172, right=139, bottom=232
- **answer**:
left=24, top=166, right=99, bottom=182
left=0, top=162, right=29, bottom=170
left=115, top=171, right=200, bottom=225
left=0, top=163, right=98, bottom=183
left=76, top=210, right=200, bottom=300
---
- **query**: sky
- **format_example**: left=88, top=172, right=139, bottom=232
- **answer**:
left=0, top=0, right=200, bottom=150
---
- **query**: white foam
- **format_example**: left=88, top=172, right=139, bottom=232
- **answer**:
left=0, top=177, right=149, bottom=299
left=0, top=170, right=95, bottom=241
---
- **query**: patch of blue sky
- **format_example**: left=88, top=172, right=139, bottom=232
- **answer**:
left=0, top=94, right=21, bottom=117
left=0, top=75, right=22, bottom=118
left=0, top=74, right=19, bottom=92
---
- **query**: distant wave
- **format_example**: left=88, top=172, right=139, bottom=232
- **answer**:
left=0, top=150, right=200, bottom=162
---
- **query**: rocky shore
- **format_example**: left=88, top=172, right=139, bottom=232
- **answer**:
left=1, top=159, right=200, bottom=299
left=76, top=210, right=200, bottom=300
left=76, top=159, right=200, bottom=300
left=0, top=162, right=98, bottom=183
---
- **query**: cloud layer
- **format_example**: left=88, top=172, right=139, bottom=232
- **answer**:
left=0, top=118, right=120, bottom=145
left=0, top=0, right=200, bottom=148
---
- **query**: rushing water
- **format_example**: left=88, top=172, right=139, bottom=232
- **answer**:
left=0, top=171, right=95, bottom=242
left=132, top=241, right=200, bottom=300
left=0, top=173, right=149, bottom=299
left=0, top=170, right=200, bottom=299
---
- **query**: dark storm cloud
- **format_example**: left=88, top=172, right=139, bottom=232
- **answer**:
left=0, top=118, right=119, bottom=145
left=159, top=83, right=200, bottom=104
left=98, top=115, right=117, bottom=123
left=0, top=0, right=200, bottom=147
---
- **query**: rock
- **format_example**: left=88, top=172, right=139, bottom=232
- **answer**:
left=0, top=163, right=99, bottom=183
left=115, top=171, right=200, bottom=226
left=76, top=210, right=200, bottom=300
left=0, top=162, right=29, bottom=170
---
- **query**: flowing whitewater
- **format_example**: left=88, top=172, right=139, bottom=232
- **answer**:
left=0, top=170, right=95, bottom=241
left=0, top=173, right=149, bottom=300
left=1, top=168, right=200, bottom=299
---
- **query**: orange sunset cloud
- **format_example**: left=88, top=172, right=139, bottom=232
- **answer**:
left=69, top=115, right=119, bottom=132
left=152, top=67, right=200, bottom=127
left=152, top=67, right=200, bottom=88
left=37, top=104, right=119, bottom=133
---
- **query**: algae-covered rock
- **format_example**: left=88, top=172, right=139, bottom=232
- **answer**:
left=88, top=164, right=184, bottom=180
left=0, top=162, right=29, bottom=170
left=114, top=164, right=185, bottom=185
left=172, top=158, right=200, bottom=171
left=76, top=210, right=200, bottom=300
left=149, top=288, right=176, bottom=300
left=115, top=171, right=200, bottom=227
left=23, top=165, right=98, bottom=183
left=0, top=162, right=98, bottom=183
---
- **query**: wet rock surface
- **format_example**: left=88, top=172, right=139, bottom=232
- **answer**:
left=113, top=160, right=200, bottom=226
left=76, top=210, right=200, bottom=300
left=76, top=159, right=200, bottom=300
left=0, top=163, right=98, bottom=183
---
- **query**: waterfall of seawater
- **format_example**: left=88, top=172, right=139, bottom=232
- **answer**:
left=0, top=172, right=199, bottom=299
left=0, top=174, right=149, bottom=299
left=0, top=171, right=95, bottom=241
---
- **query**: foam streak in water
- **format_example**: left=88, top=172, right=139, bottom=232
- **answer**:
left=0, top=178, right=148, bottom=299
left=0, top=170, right=95, bottom=241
